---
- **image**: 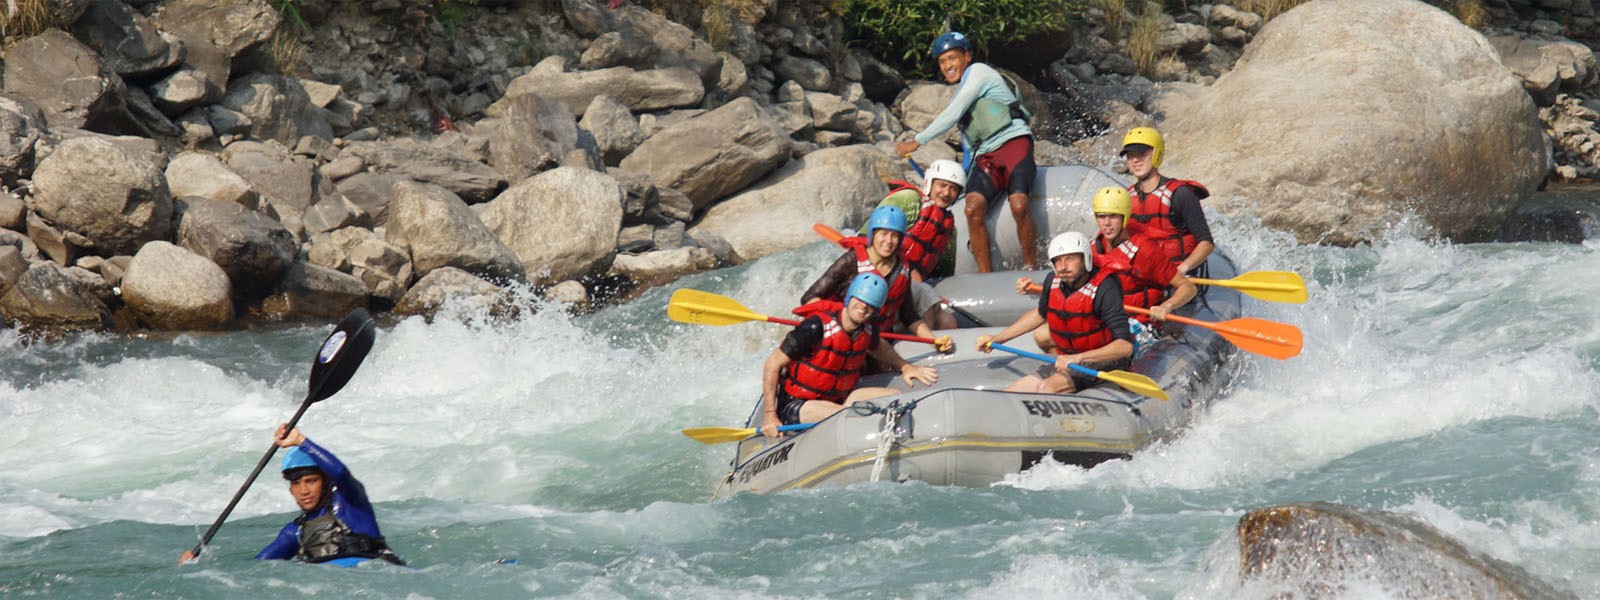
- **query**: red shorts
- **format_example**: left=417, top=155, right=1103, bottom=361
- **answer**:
left=969, top=136, right=1036, bottom=200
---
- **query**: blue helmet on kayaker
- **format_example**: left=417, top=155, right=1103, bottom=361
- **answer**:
left=281, top=447, right=320, bottom=480
left=867, top=204, right=908, bottom=237
left=845, top=272, right=889, bottom=310
left=929, top=31, right=972, bottom=61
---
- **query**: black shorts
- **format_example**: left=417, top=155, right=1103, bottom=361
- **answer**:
left=967, top=136, right=1037, bottom=201
left=776, top=392, right=807, bottom=425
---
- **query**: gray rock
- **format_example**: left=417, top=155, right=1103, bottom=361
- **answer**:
left=307, top=227, right=412, bottom=302
left=0, top=227, right=40, bottom=260
left=0, top=191, right=24, bottom=231
left=544, top=279, right=588, bottom=306
left=0, top=260, right=110, bottom=333
left=479, top=167, right=623, bottom=285
left=29, top=136, right=170, bottom=256
left=260, top=261, right=368, bottom=319
left=120, top=240, right=233, bottom=329
left=806, top=91, right=859, bottom=131
left=343, top=139, right=506, bottom=203
left=690, top=145, right=895, bottom=261
left=0, top=96, right=46, bottom=185
left=579, top=95, right=645, bottom=166
left=619, top=97, right=792, bottom=209
left=225, top=148, right=318, bottom=238
left=173, top=197, right=296, bottom=299
left=1156, top=0, right=1548, bottom=245
left=653, top=220, right=686, bottom=249
left=335, top=172, right=399, bottom=226
left=1159, top=22, right=1212, bottom=56
left=26, top=212, right=82, bottom=267
left=99, top=255, right=131, bottom=288
left=303, top=195, right=368, bottom=235
left=1492, top=35, right=1597, bottom=106
left=717, top=52, right=749, bottom=96
left=515, top=56, right=704, bottom=117
left=617, top=223, right=654, bottom=253
left=386, top=180, right=523, bottom=282
left=153, top=0, right=280, bottom=103
left=150, top=68, right=211, bottom=117
left=220, top=73, right=335, bottom=145
left=814, top=130, right=854, bottom=147
left=122, top=87, right=181, bottom=139
left=895, top=82, right=959, bottom=146
left=205, top=105, right=252, bottom=136
left=1211, top=4, right=1263, bottom=32
left=175, top=110, right=213, bottom=149
left=580, top=31, right=658, bottom=71
left=0, top=246, right=24, bottom=297
left=609, top=247, right=717, bottom=286
left=774, top=55, right=832, bottom=92
left=392, top=266, right=507, bottom=318
left=854, top=48, right=905, bottom=103
left=72, top=0, right=185, bottom=78
left=471, top=90, right=577, bottom=183
left=2, top=30, right=127, bottom=131
left=608, top=168, right=660, bottom=225
left=321, top=155, right=365, bottom=181
left=560, top=0, right=723, bottom=84
left=167, top=152, right=259, bottom=209
left=657, top=185, right=694, bottom=222
left=298, top=79, right=343, bottom=109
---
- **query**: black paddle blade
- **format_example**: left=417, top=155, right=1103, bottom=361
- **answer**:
left=306, top=308, right=375, bottom=403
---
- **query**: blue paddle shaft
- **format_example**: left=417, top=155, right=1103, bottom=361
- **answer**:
left=907, top=157, right=925, bottom=177
left=988, top=342, right=1099, bottom=377
left=778, top=423, right=816, bottom=433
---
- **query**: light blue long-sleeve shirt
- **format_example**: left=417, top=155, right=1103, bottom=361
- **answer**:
left=914, top=62, right=1032, bottom=156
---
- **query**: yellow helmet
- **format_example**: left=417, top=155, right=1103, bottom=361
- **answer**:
left=1120, top=126, right=1164, bottom=169
left=1091, top=186, right=1131, bottom=219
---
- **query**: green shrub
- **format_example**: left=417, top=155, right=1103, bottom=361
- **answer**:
left=834, top=0, right=1082, bottom=76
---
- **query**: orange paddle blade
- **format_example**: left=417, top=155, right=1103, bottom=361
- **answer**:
left=1124, top=306, right=1303, bottom=360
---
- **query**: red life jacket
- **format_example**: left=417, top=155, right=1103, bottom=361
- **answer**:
left=1092, top=233, right=1165, bottom=318
left=902, top=195, right=956, bottom=277
left=1127, top=178, right=1209, bottom=264
left=780, top=312, right=876, bottom=403
left=790, top=241, right=912, bottom=332
left=1043, top=269, right=1118, bottom=354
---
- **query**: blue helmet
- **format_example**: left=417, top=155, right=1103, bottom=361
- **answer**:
left=867, top=205, right=908, bottom=237
left=930, top=31, right=972, bottom=61
left=845, top=273, right=889, bottom=310
left=281, top=447, right=318, bottom=479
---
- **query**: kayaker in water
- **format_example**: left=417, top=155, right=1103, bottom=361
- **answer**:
left=762, top=273, right=939, bottom=437
left=1121, top=127, right=1214, bottom=277
left=798, top=205, right=955, bottom=355
left=894, top=31, right=1040, bottom=272
left=976, top=232, right=1134, bottom=393
left=179, top=424, right=405, bottom=566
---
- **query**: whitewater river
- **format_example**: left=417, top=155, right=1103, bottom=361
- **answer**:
left=3, top=208, right=1599, bottom=598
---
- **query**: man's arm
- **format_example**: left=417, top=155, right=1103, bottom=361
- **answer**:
left=1170, top=188, right=1214, bottom=274
left=761, top=318, right=823, bottom=436
left=868, top=334, right=938, bottom=387
left=1137, top=244, right=1195, bottom=320
left=254, top=523, right=300, bottom=560
left=914, top=67, right=989, bottom=146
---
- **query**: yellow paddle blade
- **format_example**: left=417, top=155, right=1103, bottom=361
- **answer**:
left=681, top=426, right=758, bottom=444
left=667, top=289, right=769, bottom=326
left=1192, top=271, right=1308, bottom=304
left=1209, top=317, right=1304, bottom=360
left=1098, top=369, right=1169, bottom=401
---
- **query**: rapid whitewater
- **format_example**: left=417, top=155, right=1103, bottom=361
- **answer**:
left=4, top=209, right=1600, bottom=598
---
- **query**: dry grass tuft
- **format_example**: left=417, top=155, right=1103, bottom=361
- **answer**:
left=1127, top=3, right=1163, bottom=77
left=1233, top=0, right=1309, bottom=22
left=2, top=0, right=72, bottom=49
left=1454, top=0, right=1489, bottom=29
left=1099, top=0, right=1128, bottom=43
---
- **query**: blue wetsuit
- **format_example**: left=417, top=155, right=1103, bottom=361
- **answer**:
left=256, top=439, right=399, bottom=564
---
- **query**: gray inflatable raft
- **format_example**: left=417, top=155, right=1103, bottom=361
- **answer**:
left=713, top=252, right=1243, bottom=497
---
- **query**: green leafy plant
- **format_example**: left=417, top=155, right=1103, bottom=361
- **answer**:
left=834, top=0, right=1081, bottom=76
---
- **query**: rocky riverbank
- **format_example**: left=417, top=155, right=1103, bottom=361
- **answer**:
left=0, top=0, right=1592, bottom=335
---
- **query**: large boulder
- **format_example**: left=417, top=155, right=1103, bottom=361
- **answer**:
left=260, top=261, right=368, bottom=319
left=385, top=181, right=523, bottom=282
left=515, top=56, right=704, bottom=117
left=120, top=241, right=233, bottom=329
left=72, top=0, right=186, bottom=78
left=29, top=136, right=171, bottom=256
left=0, top=261, right=111, bottom=333
left=469, top=90, right=578, bottom=183
left=392, top=266, right=509, bottom=319
left=690, top=145, right=897, bottom=261
left=224, top=145, right=323, bottom=238
left=153, top=0, right=280, bottom=103
left=580, top=95, right=646, bottom=166
left=479, top=167, right=623, bottom=285
left=335, top=172, right=400, bottom=226
left=610, top=247, right=718, bottom=287
left=1239, top=503, right=1576, bottom=599
left=1155, top=0, right=1548, bottom=245
left=2, top=30, right=127, bottom=131
left=173, top=197, right=297, bottom=299
left=619, top=97, right=792, bottom=209
left=219, top=74, right=335, bottom=145
left=342, top=140, right=506, bottom=204
left=166, top=152, right=259, bottom=209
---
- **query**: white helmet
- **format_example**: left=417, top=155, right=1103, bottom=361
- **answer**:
left=922, top=159, right=967, bottom=196
left=1047, top=231, right=1092, bottom=271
